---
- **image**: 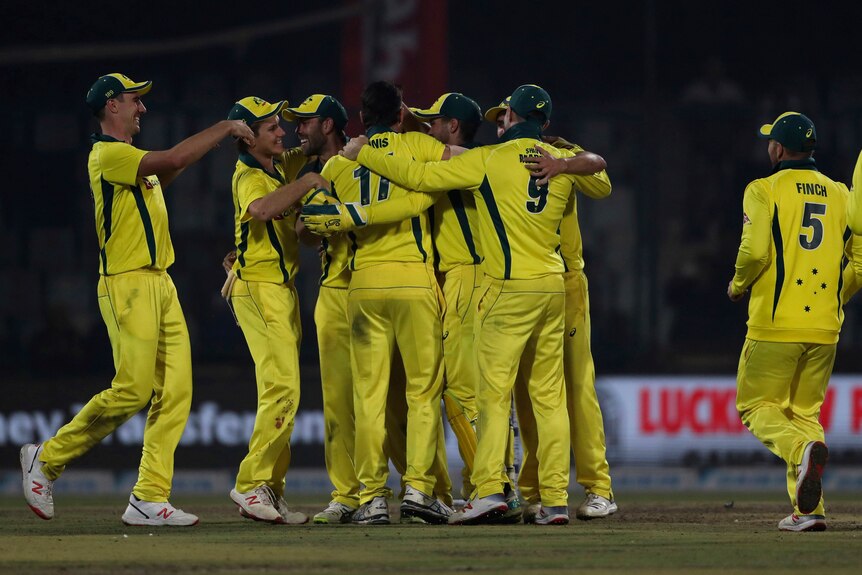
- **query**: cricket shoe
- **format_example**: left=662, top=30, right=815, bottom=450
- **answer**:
left=231, top=485, right=283, bottom=523
left=274, top=495, right=309, bottom=524
left=576, top=493, right=618, bottom=520
left=448, top=493, right=508, bottom=525
left=535, top=505, right=570, bottom=525
left=352, top=496, right=390, bottom=525
left=491, top=487, right=523, bottom=524
left=20, top=444, right=54, bottom=520
left=796, top=441, right=828, bottom=515
left=778, top=513, right=827, bottom=532
left=122, top=494, right=199, bottom=526
left=313, top=501, right=356, bottom=524
left=522, top=502, right=541, bottom=524
left=400, top=486, right=453, bottom=524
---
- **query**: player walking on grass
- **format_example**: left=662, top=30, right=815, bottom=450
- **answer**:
left=20, top=73, right=254, bottom=526
left=222, top=97, right=329, bottom=524
left=728, top=112, right=861, bottom=532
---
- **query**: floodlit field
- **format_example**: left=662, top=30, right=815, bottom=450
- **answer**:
left=1, top=492, right=860, bottom=574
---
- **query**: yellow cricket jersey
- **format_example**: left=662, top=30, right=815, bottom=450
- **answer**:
left=88, top=135, right=175, bottom=275
left=322, top=128, right=444, bottom=271
left=231, top=153, right=299, bottom=284
left=732, top=158, right=852, bottom=344
left=557, top=144, right=612, bottom=272
left=849, top=149, right=862, bottom=234
left=430, top=142, right=482, bottom=273
left=356, top=122, right=577, bottom=280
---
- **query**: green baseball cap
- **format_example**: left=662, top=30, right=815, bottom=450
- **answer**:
left=283, top=94, right=349, bottom=130
left=412, top=93, right=482, bottom=125
left=227, top=96, right=288, bottom=125
left=758, top=112, right=817, bottom=152
left=508, top=84, right=552, bottom=123
left=86, top=73, right=152, bottom=112
left=484, top=97, right=511, bottom=122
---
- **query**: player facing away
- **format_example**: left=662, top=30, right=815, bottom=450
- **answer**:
left=20, top=73, right=254, bottom=526
left=728, top=112, right=859, bottom=532
left=223, top=97, right=329, bottom=524
left=336, top=85, right=576, bottom=525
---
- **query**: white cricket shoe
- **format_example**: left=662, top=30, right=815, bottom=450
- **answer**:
left=796, top=441, right=828, bottom=515
left=522, top=502, right=541, bottom=524
left=352, top=496, right=390, bottom=525
left=535, top=505, right=570, bottom=525
left=121, top=494, right=198, bottom=526
left=20, top=444, right=54, bottom=520
left=448, top=493, right=508, bottom=525
left=231, top=485, right=283, bottom=523
left=274, top=495, right=309, bottom=524
left=576, top=493, right=619, bottom=520
left=778, top=513, right=827, bottom=532
left=400, top=485, right=453, bottom=524
left=313, top=501, right=356, bottom=524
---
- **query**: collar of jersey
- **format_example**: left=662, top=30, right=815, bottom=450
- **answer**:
left=773, top=157, right=818, bottom=174
left=239, top=152, right=285, bottom=183
left=90, top=133, right=123, bottom=144
left=365, top=124, right=392, bottom=138
left=499, top=121, right=543, bottom=143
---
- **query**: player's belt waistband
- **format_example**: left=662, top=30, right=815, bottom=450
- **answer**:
left=349, top=262, right=436, bottom=290
left=482, top=273, right=565, bottom=294
left=101, top=266, right=168, bottom=277
left=443, top=263, right=483, bottom=289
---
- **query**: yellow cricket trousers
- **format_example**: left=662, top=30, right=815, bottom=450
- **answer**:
left=40, top=270, right=192, bottom=502
left=736, top=339, right=834, bottom=516
left=349, top=263, right=446, bottom=504
left=473, top=275, right=570, bottom=506
left=231, top=279, right=301, bottom=497
left=517, top=270, right=613, bottom=503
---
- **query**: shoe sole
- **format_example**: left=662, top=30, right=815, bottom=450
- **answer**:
left=122, top=517, right=200, bottom=527
left=450, top=504, right=508, bottom=525
left=797, top=442, right=828, bottom=515
left=400, top=503, right=449, bottom=525
left=20, top=444, right=53, bottom=521
left=779, top=519, right=827, bottom=532
left=536, top=516, right=570, bottom=525
left=352, top=517, right=390, bottom=525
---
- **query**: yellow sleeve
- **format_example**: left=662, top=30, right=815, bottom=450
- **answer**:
left=842, top=232, right=862, bottom=304
left=357, top=144, right=487, bottom=193
left=100, top=143, right=148, bottom=185
left=402, top=131, right=447, bottom=161
left=573, top=168, right=612, bottom=199
left=236, top=170, right=269, bottom=223
left=849, top=150, right=862, bottom=234
left=364, top=193, right=439, bottom=226
left=731, top=181, right=771, bottom=294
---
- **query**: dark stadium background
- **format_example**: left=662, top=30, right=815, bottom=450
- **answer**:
left=2, top=1, right=862, bottom=476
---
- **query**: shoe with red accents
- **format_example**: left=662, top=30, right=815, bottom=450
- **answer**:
left=796, top=441, right=828, bottom=515
left=121, top=494, right=199, bottom=526
left=448, top=494, right=508, bottom=525
left=20, top=444, right=54, bottom=520
left=534, top=505, right=570, bottom=525
left=231, top=485, right=283, bottom=523
left=778, top=513, right=827, bottom=532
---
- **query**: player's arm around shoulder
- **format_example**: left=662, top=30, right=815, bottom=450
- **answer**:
left=245, top=170, right=327, bottom=222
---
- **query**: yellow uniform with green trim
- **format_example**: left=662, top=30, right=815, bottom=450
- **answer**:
left=39, top=134, right=191, bottom=503
left=356, top=121, right=575, bottom=506
left=514, top=144, right=616, bottom=505
left=229, top=150, right=306, bottom=498
left=732, top=158, right=853, bottom=517
left=321, top=127, right=447, bottom=503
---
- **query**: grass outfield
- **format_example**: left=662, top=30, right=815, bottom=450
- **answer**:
left=0, top=492, right=860, bottom=574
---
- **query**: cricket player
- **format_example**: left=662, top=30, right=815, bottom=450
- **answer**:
left=224, top=96, right=329, bottom=524
left=332, top=84, right=577, bottom=525
left=20, top=73, right=254, bottom=526
left=313, top=81, right=453, bottom=525
left=728, top=112, right=857, bottom=532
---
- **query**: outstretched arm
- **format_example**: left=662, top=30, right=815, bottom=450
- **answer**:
left=246, top=172, right=328, bottom=222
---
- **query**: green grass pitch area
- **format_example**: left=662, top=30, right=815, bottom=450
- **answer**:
left=1, top=492, right=860, bottom=574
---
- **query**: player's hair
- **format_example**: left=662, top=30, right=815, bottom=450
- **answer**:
left=361, top=81, right=402, bottom=128
left=236, top=121, right=264, bottom=154
left=457, top=119, right=480, bottom=143
left=526, top=110, right=547, bottom=124
left=94, top=93, right=126, bottom=122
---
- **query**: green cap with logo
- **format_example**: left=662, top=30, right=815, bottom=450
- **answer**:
left=758, top=111, right=817, bottom=152
left=283, top=94, right=349, bottom=130
left=227, top=96, right=288, bottom=125
left=508, top=84, right=552, bottom=123
left=86, top=73, right=152, bottom=112
left=412, top=93, right=482, bottom=125
left=484, top=97, right=511, bottom=122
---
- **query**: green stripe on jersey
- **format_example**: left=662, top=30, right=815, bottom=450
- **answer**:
left=448, top=190, right=480, bottom=265
left=265, top=221, right=290, bottom=283
left=99, top=177, right=114, bottom=275
left=131, top=184, right=156, bottom=267
left=478, top=176, right=512, bottom=279
left=411, top=216, right=428, bottom=263
left=771, top=206, right=784, bottom=321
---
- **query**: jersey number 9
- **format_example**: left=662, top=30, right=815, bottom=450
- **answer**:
left=526, top=177, right=549, bottom=214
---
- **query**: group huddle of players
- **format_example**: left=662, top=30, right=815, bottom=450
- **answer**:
left=21, top=74, right=617, bottom=527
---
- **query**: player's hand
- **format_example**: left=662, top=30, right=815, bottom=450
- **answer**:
left=525, top=145, right=566, bottom=186
left=727, top=281, right=747, bottom=302
left=227, top=120, right=255, bottom=146
left=341, top=136, right=369, bottom=161
left=300, top=202, right=367, bottom=237
left=223, top=250, right=237, bottom=274
left=541, top=135, right=576, bottom=150
left=300, top=171, right=329, bottom=192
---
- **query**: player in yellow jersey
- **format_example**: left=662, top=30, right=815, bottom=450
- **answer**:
left=20, top=73, right=254, bottom=526
left=223, top=97, right=327, bottom=524
left=334, top=84, right=577, bottom=525
left=484, top=100, right=619, bottom=521
left=728, top=112, right=855, bottom=532
left=317, top=81, right=454, bottom=525
left=850, top=150, right=862, bottom=234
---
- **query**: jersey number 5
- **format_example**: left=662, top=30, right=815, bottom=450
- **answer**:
left=353, top=166, right=391, bottom=206
left=799, top=202, right=826, bottom=250
left=526, top=177, right=549, bottom=213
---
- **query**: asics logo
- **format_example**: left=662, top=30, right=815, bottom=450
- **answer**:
left=157, top=508, right=174, bottom=519
left=31, top=481, right=45, bottom=495
left=806, top=128, right=814, bottom=138
left=569, top=328, right=577, bottom=337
